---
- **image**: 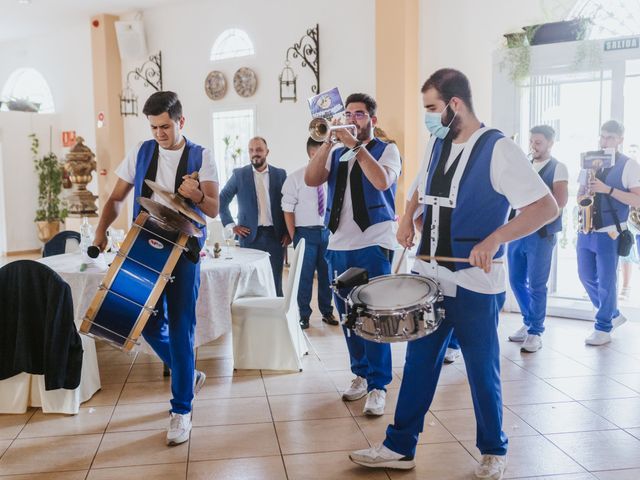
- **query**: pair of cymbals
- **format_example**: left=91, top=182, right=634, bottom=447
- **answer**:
left=139, top=175, right=206, bottom=237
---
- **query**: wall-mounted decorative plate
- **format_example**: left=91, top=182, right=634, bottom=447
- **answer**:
left=233, top=67, right=257, bottom=97
left=204, top=70, right=227, bottom=100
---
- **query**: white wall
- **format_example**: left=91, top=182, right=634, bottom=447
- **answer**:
left=121, top=0, right=376, bottom=175
left=0, top=24, right=95, bottom=253
left=419, top=0, right=576, bottom=123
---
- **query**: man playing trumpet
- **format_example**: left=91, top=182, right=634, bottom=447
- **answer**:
left=305, top=93, right=401, bottom=416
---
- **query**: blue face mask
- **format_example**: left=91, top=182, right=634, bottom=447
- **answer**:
left=424, top=102, right=457, bottom=139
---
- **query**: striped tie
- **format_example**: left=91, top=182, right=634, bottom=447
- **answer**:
left=317, top=185, right=325, bottom=217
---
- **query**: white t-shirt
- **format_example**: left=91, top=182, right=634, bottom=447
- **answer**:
left=324, top=142, right=402, bottom=251
left=577, top=157, right=640, bottom=233
left=413, top=136, right=550, bottom=296
left=281, top=166, right=327, bottom=227
left=116, top=139, right=218, bottom=213
left=533, top=157, right=569, bottom=183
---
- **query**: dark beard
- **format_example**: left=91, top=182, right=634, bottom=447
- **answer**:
left=442, top=108, right=461, bottom=139
left=356, top=120, right=372, bottom=142
left=251, top=157, right=266, bottom=169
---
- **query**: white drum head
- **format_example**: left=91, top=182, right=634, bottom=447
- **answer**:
left=350, top=274, right=440, bottom=310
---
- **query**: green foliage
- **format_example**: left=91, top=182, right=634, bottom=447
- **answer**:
left=500, top=46, right=531, bottom=84
left=30, top=133, right=67, bottom=222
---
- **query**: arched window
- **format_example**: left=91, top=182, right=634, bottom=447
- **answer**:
left=210, top=29, right=255, bottom=61
left=568, top=0, right=640, bottom=39
left=1, top=68, right=55, bottom=113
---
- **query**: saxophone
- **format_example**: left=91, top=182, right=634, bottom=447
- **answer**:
left=578, top=168, right=595, bottom=234
left=630, top=207, right=640, bottom=231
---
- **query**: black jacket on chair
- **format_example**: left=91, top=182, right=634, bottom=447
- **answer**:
left=0, top=260, right=83, bottom=390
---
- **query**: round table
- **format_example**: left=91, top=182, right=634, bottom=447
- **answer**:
left=39, top=247, right=276, bottom=353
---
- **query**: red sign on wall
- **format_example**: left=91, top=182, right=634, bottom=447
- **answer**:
left=62, top=130, right=77, bottom=147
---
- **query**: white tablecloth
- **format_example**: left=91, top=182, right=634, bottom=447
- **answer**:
left=39, top=247, right=276, bottom=353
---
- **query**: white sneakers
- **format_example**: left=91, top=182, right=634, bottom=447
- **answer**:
left=350, top=443, right=415, bottom=470
left=612, top=313, right=628, bottom=330
left=342, top=377, right=386, bottom=415
left=444, top=347, right=461, bottom=364
left=363, top=389, right=386, bottom=416
left=585, top=330, right=611, bottom=346
left=194, top=369, right=206, bottom=395
left=585, top=313, right=628, bottom=346
left=342, top=376, right=368, bottom=401
left=508, top=325, right=528, bottom=342
left=474, top=454, right=507, bottom=479
left=166, top=412, right=192, bottom=446
left=520, top=334, right=542, bottom=353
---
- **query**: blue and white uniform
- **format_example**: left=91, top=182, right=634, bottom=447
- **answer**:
left=116, top=138, right=218, bottom=414
left=383, top=127, right=549, bottom=459
left=508, top=157, right=568, bottom=335
left=577, top=153, right=640, bottom=332
left=324, top=138, right=401, bottom=392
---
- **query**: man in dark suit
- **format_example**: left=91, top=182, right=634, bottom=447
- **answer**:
left=220, top=136, right=290, bottom=296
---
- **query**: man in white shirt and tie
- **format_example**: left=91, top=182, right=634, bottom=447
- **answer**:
left=219, top=137, right=290, bottom=296
left=282, top=137, right=337, bottom=329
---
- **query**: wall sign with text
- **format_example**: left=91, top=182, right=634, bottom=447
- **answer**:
left=604, top=37, right=639, bottom=52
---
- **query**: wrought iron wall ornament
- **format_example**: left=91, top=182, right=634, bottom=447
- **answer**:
left=119, top=51, right=163, bottom=116
left=280, top=24, right=319, bottom=101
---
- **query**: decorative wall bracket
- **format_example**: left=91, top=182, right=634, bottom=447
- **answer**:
left=281, top=24, right=320, bottom=100
left=120, top=51, right=163, bottom=116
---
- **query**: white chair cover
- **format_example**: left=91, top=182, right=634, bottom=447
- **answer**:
left=0, top=334, right=101, bottom=414
left=231, top=239, right=308, bottom=371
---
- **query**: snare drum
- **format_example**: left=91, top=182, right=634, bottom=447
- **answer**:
left=80, top=212, right=188, bottom=351
left=348, top=274, right=444, bottom=343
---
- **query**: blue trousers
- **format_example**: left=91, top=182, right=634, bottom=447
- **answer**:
left=142, top=254, right=200, bottom=414
left=384, top=286, right=508, bottom=458
left=242, top=226, right=285, bottom=297
left=293, top=227, right=333, bottom=319
left=448, top=293, right=504, bottom=351
left=577, top=232, right=620, bottom=332
left=507, top=233, right=556, bottom=335
left=326, top=246, right=393, bottom=391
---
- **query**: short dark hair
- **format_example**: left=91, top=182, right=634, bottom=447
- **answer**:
left=306, top=137, right=323, bottom=152
left=142, top=91, right=182, bottom=121
left=421, top=68, right=474, bottom=112
left=249, top=136, right=268, bottom=148
left=601, top=120, right=624, bottom=136
left=345, top=93, right=377, bottom=117
left=530, top=125, right=555, bottom=141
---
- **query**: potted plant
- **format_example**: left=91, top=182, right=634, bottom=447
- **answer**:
left=30, top=133, right=68, bottom=243
left=500, top=30, right=532, bottom=84
left=524, top=18, right=592, bottom=46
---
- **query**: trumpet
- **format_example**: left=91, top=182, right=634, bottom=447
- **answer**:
left=309, top=117, right=357, bottom=143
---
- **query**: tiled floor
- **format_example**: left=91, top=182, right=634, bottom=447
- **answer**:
left=1, top=277, right=640, bottom=479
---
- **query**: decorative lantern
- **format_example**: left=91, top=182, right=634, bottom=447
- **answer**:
left=279, top=62, right=297, bottom=102
left=119, top=83, right=138, bottom=117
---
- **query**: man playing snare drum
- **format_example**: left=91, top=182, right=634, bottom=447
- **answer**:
left=93, top=91, right=219, bottom=446
left=350, top=69, right=558, bottom=480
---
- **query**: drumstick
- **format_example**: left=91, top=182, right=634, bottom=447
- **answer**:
left=393, top=247, right=407, bottom=274
left=416, top=255, right=503, bottom=264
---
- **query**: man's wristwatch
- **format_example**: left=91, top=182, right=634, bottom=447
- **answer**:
left=352, top=140, right=363, bottom=150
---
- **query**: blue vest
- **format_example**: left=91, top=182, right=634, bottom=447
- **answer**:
left=133, top=137, right=207, bottom=247
left=325, top=138, right=397, bottom=228
left=420, top=129, right=510, bottom=271
left=537, top=157, right=563, bottom=237
left=594, top=153, right=630, bottom=230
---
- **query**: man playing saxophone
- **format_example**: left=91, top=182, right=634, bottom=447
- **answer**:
left=577, top=120, right=640, bottom=345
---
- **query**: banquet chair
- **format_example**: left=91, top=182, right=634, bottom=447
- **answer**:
left=43, top=230, right=81, bottom=257
left=231, top=239, right=308, bottom=371
left=0, top=260, right=100, bottom=414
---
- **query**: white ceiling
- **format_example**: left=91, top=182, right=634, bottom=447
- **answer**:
left=0, top=0, right=178, bottom=43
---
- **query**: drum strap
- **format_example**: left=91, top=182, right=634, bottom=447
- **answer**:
left=141, top=142, right=160, bottom=199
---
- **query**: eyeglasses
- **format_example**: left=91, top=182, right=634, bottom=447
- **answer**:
left=344, top=111, right=369, bottom=121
